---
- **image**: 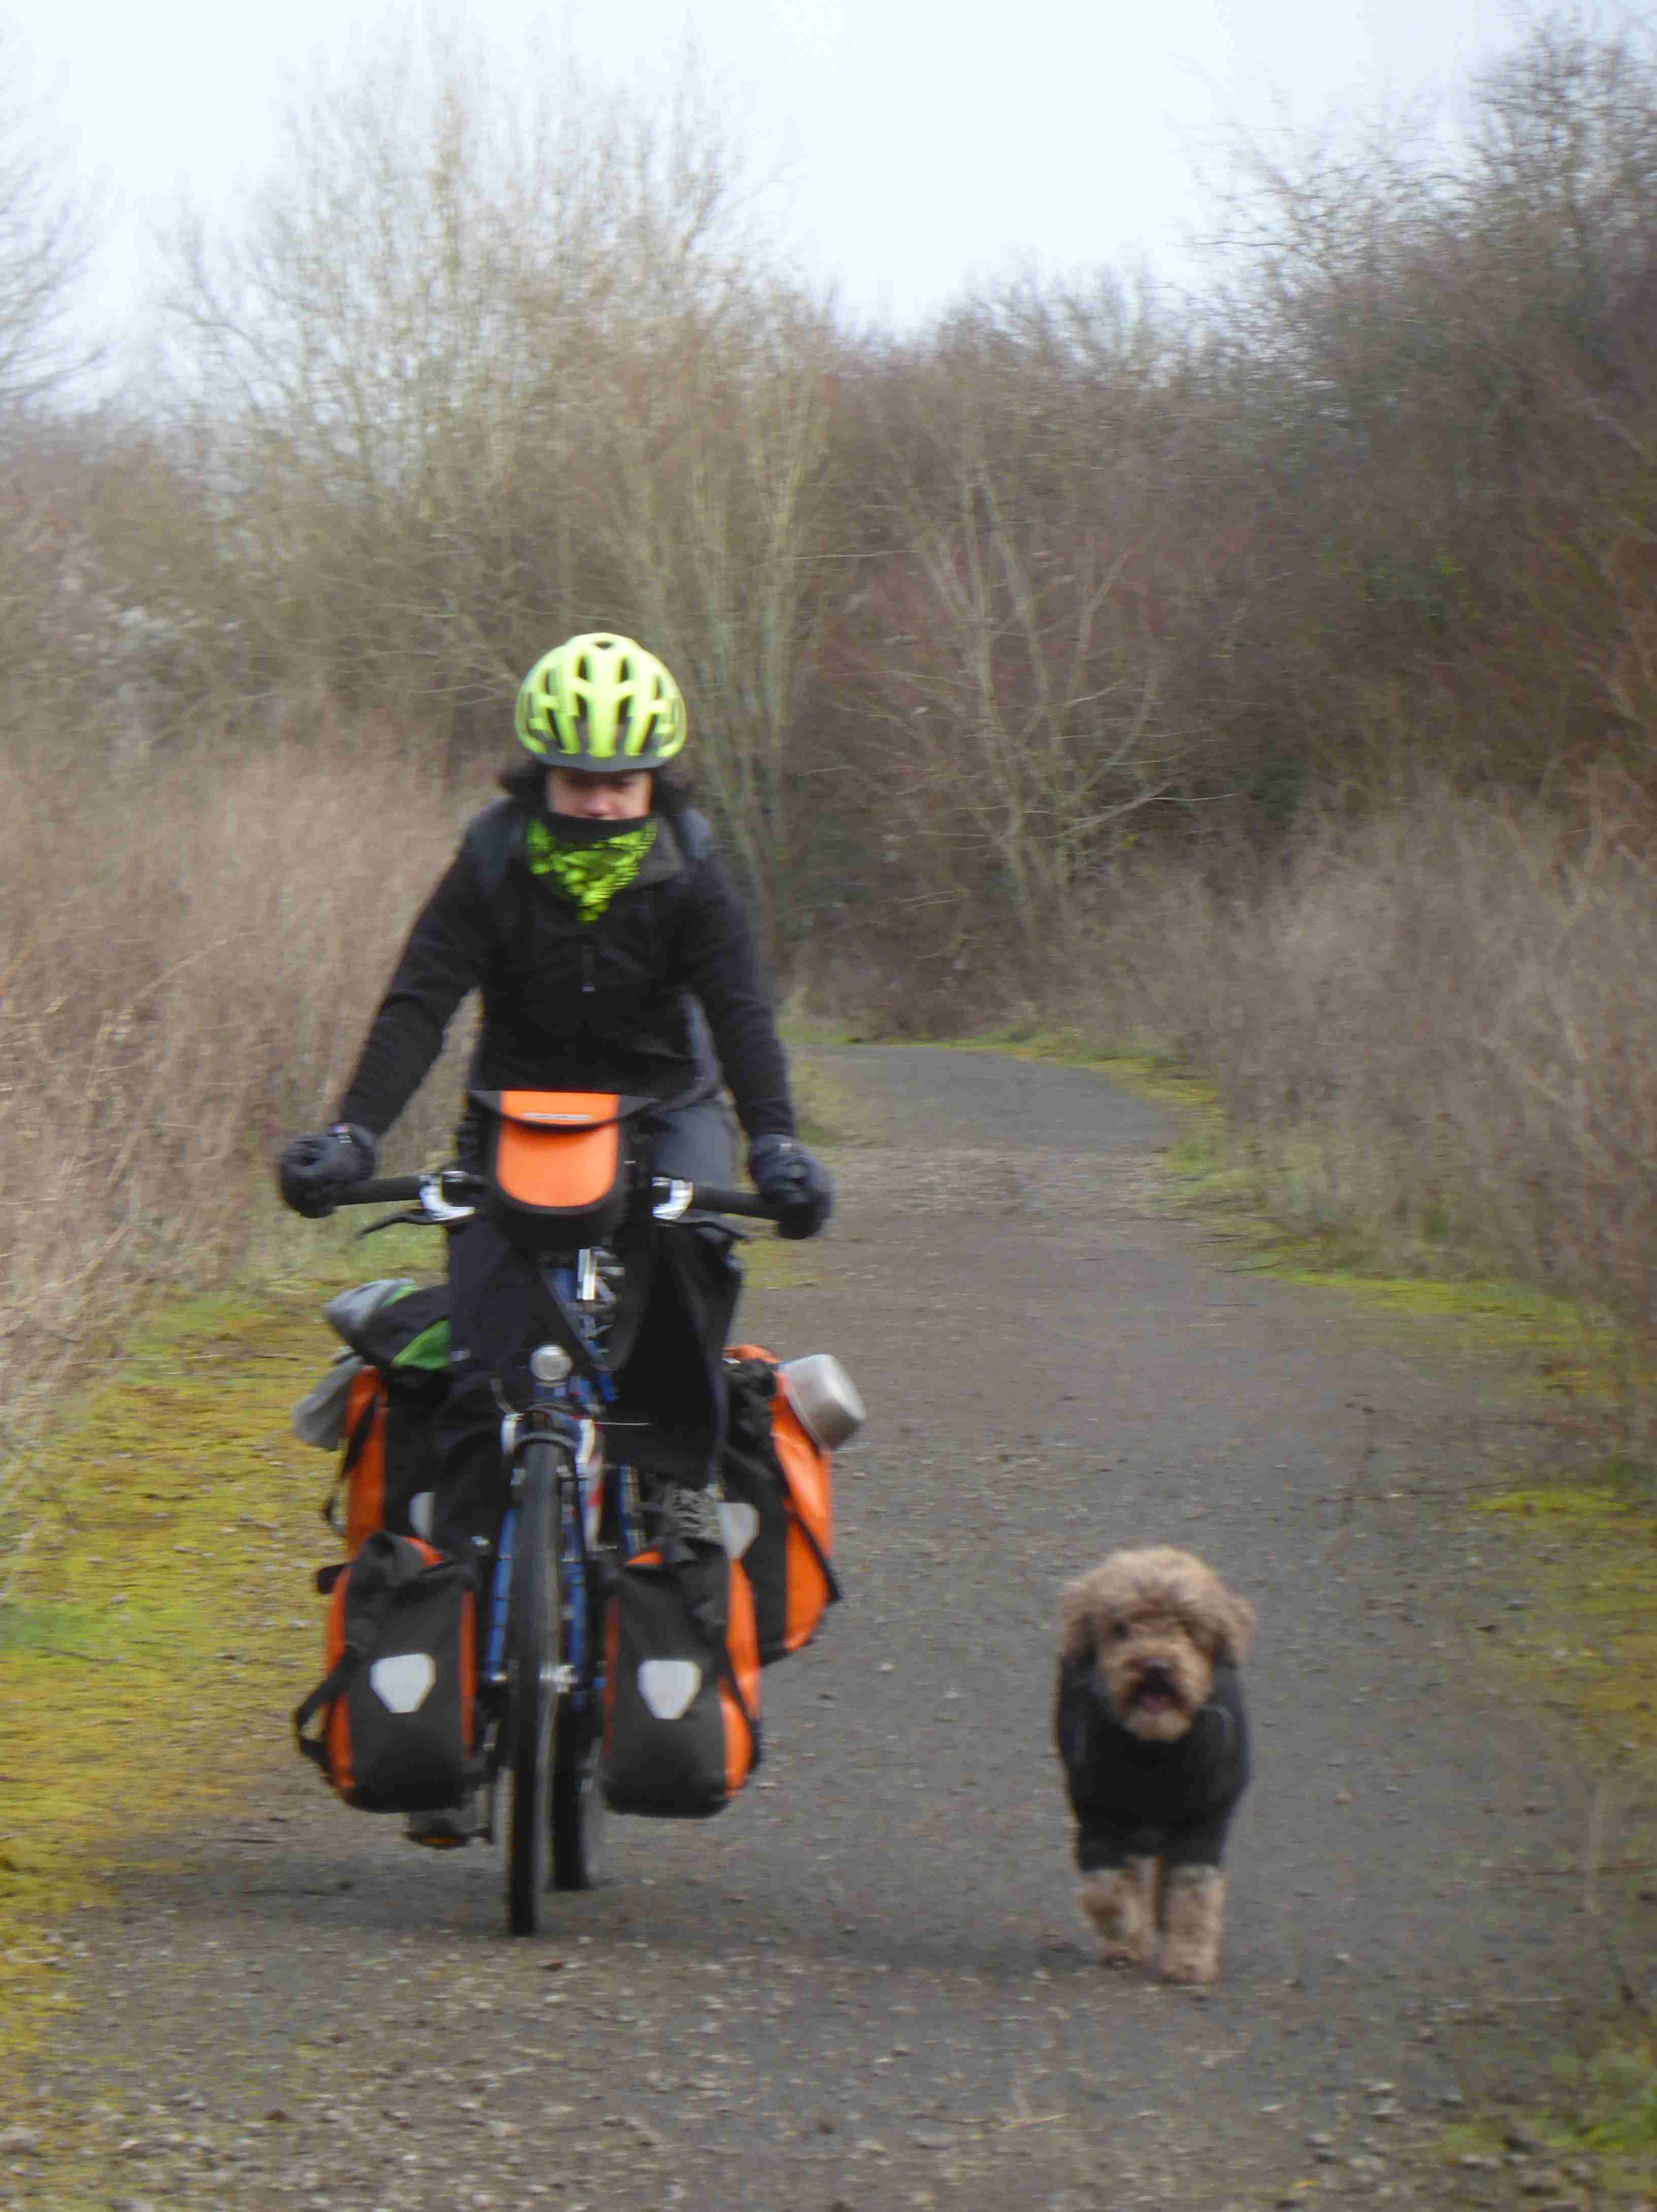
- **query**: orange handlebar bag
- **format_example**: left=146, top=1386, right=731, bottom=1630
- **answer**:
left=470, top=1088, right=642, bottom=1250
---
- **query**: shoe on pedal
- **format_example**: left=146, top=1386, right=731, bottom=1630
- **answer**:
left=404, top=1792, right=481, bottom=1848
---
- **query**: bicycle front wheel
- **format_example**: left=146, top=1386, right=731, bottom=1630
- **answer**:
left=505, top=1440, right=559, bottom=1936
left=551, top=1643, right=605, bottom=1890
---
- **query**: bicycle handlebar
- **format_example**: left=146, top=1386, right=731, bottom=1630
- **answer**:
left=332, top=1170, right=782, bottom=1224
left=667, top=1185, right=779, bottom=1221
left=344, top=1177, right=434, bottom=1206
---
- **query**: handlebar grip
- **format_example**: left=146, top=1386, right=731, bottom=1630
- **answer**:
left=687, top=1186, right=782, bottom=1221
left=336, top=1177, right=426, bottom=1206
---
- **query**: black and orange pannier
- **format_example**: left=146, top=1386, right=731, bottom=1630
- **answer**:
left=470, top=1088, right=647, bottom=1251
left=720, top=1346, right=844, bottom=1667
left=336, top=1367, right=393, bottom=1553
left=294, top=1531, right=480, bottom=1813
left=292, top=1279, right=450, bottom=1551
left=601, top=1536, right=760, bottom=1818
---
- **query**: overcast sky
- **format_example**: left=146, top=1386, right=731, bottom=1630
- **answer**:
left=14, top=0, right=1521, bottom=349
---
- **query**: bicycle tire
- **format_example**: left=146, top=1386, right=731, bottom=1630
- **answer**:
left=505, top=1441, right=558, bottom=1936
left=551, top=1699, right=604, bottom=1888
left=551, top=1541, right=605, bottom=1888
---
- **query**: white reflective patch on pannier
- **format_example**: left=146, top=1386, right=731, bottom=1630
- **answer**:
left=717, top=1501, right=760, bottom=1560
left=369, top=1653, right=437, bottom=1713
left=409, top=1491, right=435, bottom=1540
left=638, top=1658, right=701, bottom=1720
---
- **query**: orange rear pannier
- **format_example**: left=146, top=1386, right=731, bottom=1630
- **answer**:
left=720, top=1345, right=849, bottom=1666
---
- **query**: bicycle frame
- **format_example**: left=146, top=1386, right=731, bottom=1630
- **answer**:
left=480, top=1247, right=642, bottom=1922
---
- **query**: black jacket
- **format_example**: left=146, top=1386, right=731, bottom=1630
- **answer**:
left=1054, top=1659, right=1249, bottom=1871
left=337, top=797, right=794, bottom=1145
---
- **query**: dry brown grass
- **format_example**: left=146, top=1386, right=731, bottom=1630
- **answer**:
left=0, top=733, right=473, bottom=1563
left=1081, top=779, right=1657, bottom=1398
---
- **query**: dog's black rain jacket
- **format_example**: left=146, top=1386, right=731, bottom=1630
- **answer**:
left=1054, top=1660, right=1249, bottom=1871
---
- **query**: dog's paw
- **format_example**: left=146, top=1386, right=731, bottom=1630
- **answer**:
left=1160, top=1867, right=1224, bottom=1986
left=1159, top=1945, right=1219, bottom=1986
left=1077, top=1870, right=1155, bottom=1966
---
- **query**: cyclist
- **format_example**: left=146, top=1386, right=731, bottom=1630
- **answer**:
left=277, top=631, right=833, bottom=1570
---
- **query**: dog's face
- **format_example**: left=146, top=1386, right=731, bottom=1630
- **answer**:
left=1059, top=1546, right=1255, bottom=1744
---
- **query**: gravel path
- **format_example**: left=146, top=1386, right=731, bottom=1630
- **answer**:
left=7, top=1046, right=1650, bottom=2212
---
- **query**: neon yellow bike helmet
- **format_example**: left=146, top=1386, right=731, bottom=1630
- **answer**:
left=514, top=633, right=687, bottom=771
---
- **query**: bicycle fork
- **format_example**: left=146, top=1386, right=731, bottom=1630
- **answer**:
left=487, top=1387, right=605, bottom=1699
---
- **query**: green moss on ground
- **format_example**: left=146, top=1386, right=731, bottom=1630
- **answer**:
left=950, top=1024, right=1643, bottom=1380
left=937, top=1024, right=1224, bottom=1116
left=0, top=1282, right=366, bottom=2064
left=1435, top=2036, right=1657, bottom=2202
left=783, top=1045, right=861, bottom=1153
left=1458, top=1478, right=1657, bottom=2180
left=1470, top=1480, right=1657, bottom=1746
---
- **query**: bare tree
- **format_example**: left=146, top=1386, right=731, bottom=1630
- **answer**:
left=0, top=25, right=106, bottom=737
left=579, top=279, right=845, bottom=956
left=853, top=282, right=1206, bottom=979
left=0, top=25, right=103, bottom=405
left=159, top=31, right=788, bottom=764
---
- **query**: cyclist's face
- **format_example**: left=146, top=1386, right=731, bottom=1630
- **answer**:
left=545, top=768, right=654, bottom=820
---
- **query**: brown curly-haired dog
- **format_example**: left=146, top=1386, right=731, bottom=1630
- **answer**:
left=1055, top=1546, right=1255, bottom=1985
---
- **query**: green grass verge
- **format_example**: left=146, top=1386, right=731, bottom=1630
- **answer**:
left=0, top=1281, right=357, bottom=2065
left=1438, top=2037, right=1657, bottom=2200
left=949, top=1023, right=1641, bottom=1381
left=779, top=1041, right=862, bottom=1153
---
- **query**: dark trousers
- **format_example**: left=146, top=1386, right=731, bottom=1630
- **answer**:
left=430, top=1100, right=741, bottom=1557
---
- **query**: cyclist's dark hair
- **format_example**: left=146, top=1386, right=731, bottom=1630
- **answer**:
left=496, top=760, right=698, bottom=815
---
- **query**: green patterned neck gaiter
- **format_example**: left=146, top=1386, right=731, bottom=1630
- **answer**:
left=525, top=816, right=659, bottom=924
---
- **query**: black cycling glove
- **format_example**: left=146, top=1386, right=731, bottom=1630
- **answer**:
left=277, top=1123, right=377, bottom=1218
left=748, top=1133, right=833, bottom=1242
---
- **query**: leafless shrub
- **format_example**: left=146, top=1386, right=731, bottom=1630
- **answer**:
left=0, top=735, right=476, bottom=1563
left=1085, top=778, right=1657, bottom=1394
left=1186, top=9, right=1657, bottom=797
left=0, top=410, right=237, bottom=755
left=156, top=35, right=804, bottom=769
left=830, top=280, right=1223, bottom=1004
left=0, top=26, right=104, bottom=406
